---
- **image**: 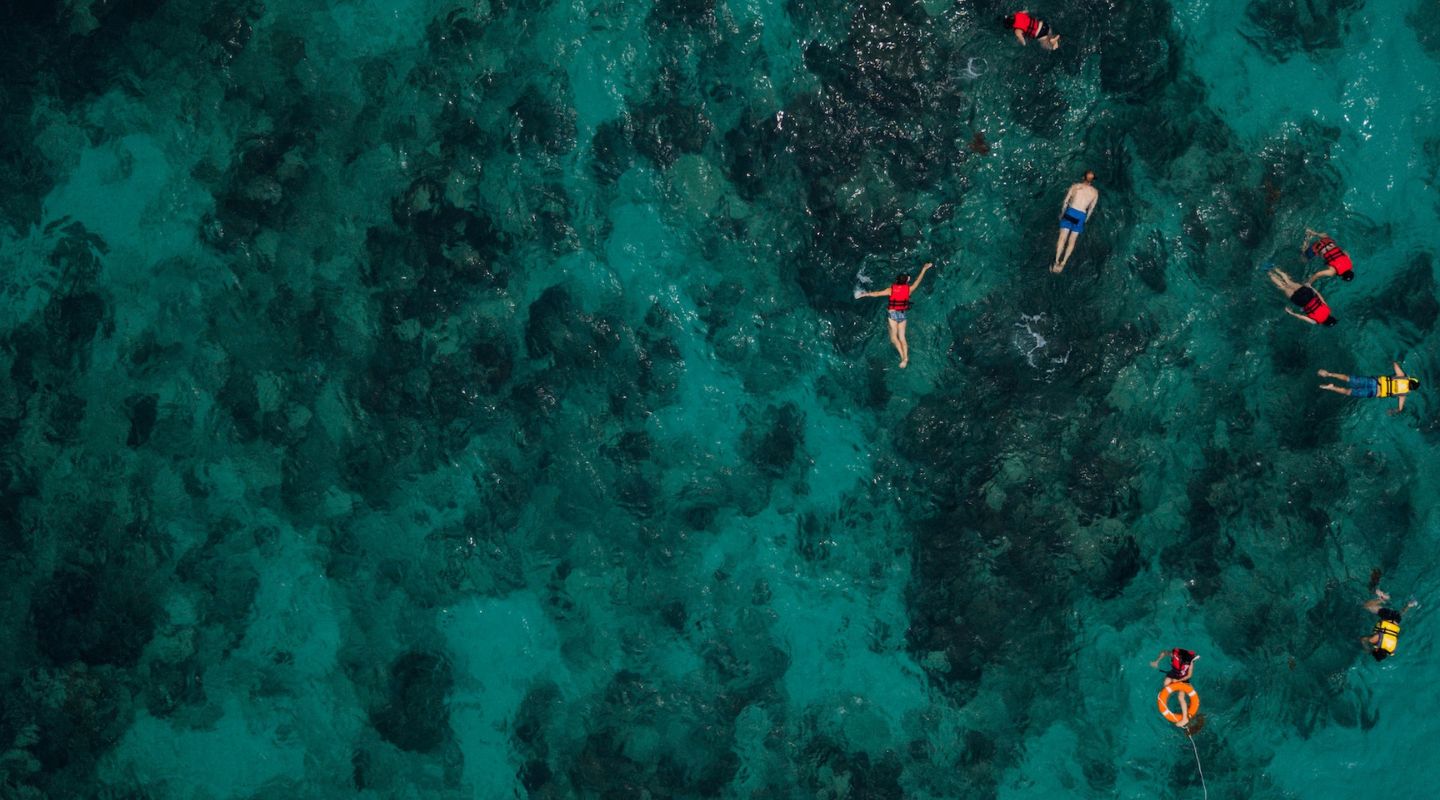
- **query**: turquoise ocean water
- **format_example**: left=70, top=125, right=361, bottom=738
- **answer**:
left=2, top=0, right=1440, bottom=796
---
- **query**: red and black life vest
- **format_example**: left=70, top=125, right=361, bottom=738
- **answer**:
left=1012, top=11, right=1042, bottom=38
left=1171, top=648, right=1195, bottom=678
left=888, top=283, right=911, bottom=312
left=1313, top=237, right=1353, bottom=275
left=1302, top=293, right=1332, bottom=324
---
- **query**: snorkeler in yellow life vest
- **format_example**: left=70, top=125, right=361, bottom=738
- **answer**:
left=1372, top=616, right=1400, bottom=656
left=1376, top=375, right=1416, bottom=398
left=1318, top=362, right=1419, bottom=415
left=1362, top=583, right=1418, bottom=662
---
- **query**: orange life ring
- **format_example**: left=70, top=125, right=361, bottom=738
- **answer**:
left=1157, top=682, right=1199, bottom=726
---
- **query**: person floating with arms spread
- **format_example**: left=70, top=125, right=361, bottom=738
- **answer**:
left=1362, top=581, right=1417, bottom=662
left=1267, top=267, right=1337, bottom=326
left=1302, top=228, right=1355, bottom=284
left=1317, top=362, right=1418, bottom=414
left=1053, top=171, right=1098, bottom=273
left=1150, top=647, right=1199, bottom=688
left=856, top=262, right=935, bottom=369
left=1003, top=10, right=1061, bottom=50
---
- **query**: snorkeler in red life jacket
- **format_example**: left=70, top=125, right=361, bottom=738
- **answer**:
left=887, top=282, right=911, bottom=312
left=1003, top=10, right=1061, bottom=50
left=1267, top=268, right=1337, bottom=327
left=1303, top=228, right=1354, bottom=284
left=855, top=262, right=935, bottom=369
left=1150, top=648, right=1199, bottom=687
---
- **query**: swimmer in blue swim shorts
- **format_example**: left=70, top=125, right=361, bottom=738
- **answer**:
left=1053, top=170, right=1099, bottom=274
left=1318, top=363, right=1419, bottom=415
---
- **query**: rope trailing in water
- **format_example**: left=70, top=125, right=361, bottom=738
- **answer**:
left=1187, top=732, right=1208, bottom=800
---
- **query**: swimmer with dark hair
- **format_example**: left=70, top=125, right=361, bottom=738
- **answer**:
left=1149, top=648, right=1199, bottom=688
left=1003, top=10, right=1061, bottom=50
left=856, top=261, right=935, bottom=369
left=1362, top=585, right=1417, bottom=662
left=1318, top=362, right=1419, bottom=415
left=1302, top=228, right=1355, bottom=284
left=1267, top=268, right=1337, bottom=326
left=1053, top=171, right=1098, bottom=273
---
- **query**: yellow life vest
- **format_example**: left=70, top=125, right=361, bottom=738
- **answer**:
left=1376, top=376, right=1413, bottom=398
left=1374, top=619, right=1401, bottom=655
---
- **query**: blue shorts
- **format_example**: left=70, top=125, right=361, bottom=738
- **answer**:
left=888, top=310, right=907, bottom=322
left=1349, top=376, right=1378, bottom=398
left=1060, top=208, right=1087, bottom=234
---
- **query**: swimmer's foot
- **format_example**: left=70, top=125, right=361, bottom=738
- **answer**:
left=1318, top=369, right=1336, bottom=378
left=899, top=359, right=908, bottom=369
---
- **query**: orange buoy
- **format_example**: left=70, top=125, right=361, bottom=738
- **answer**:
left=1157, top=682, right=1199, bottom=726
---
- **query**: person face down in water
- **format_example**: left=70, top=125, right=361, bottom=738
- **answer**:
left=855, top=262, right=935, bottom=369
left=1267, top=268, right=1337, bottom=327
left=1003, top=11, right=1061, bottom=50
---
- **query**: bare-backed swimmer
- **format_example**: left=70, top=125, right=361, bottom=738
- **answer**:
left=1053, top=171, right=1098, bottom=274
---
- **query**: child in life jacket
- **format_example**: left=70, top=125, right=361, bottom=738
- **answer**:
left=1149, top=648, right=1198, bottom=687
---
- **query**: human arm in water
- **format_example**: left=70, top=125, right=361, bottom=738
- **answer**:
left=1059, top=184, right=1075, bottom=215
left=1149, top=651, right=1168, bottom=670
left=856, top=287, right=892, bottom=299
left=1303, top=229, right=1336, bottom=283
left=909, top=262, right=934, bottom=290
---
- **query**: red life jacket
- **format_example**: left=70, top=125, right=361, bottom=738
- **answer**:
left=888, top=283, right=911, bottom=312
left=1302, top=293, right=1332, bottom=323
left=1314, top=237, right=1353, bottom=275
left=1170, top=649, right=1195, bottom=677
left=1012, top=11, right=1042, bottom=37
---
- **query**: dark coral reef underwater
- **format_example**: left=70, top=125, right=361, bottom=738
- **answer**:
left=1, top=0, right=1438, bottom=797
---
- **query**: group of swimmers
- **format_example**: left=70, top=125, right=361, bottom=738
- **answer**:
left=854, top=11, right=1426, bottom=733
left=1264, top=229, right=1421, bottom=412
left=1154, top=574, right=1418, bottom=732
left=861, top=139, right=1419, bottom=412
